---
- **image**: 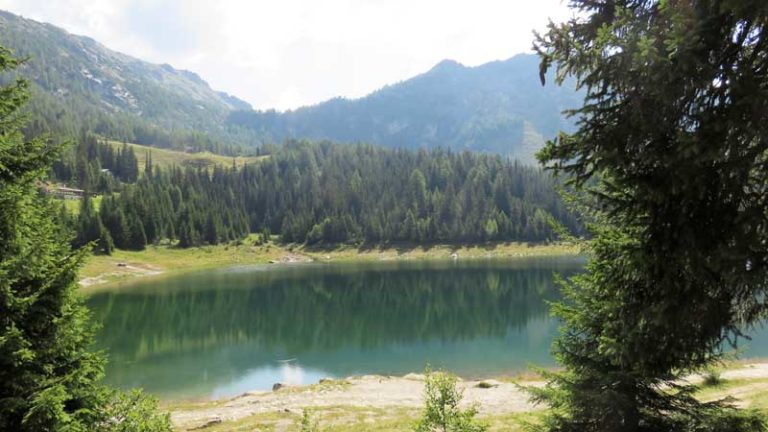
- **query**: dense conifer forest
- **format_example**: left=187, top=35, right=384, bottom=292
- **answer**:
left=54, top=136, right=581, bottom=252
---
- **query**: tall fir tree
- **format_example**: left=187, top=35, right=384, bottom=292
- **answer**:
left=144, top=150, right=153, bottom=179
left=127, top=215, right=147, bottom=251
left=0, top=46, right=170, bottom=431
left=530, top=1, right=768, bottom=430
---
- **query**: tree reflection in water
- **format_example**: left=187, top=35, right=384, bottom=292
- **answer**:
left=88, top=258, right=584, bottom=399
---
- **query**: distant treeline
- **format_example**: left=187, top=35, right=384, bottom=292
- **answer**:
left=56, top=138, right=581, bottom=252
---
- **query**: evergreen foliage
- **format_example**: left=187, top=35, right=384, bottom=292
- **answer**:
left=236, top=141, right=579, bottom=244
left=62, top=140, right=581, bottom=248
left=73, top=194, right=113, bottom=255
left=52, top=133, right=139, bottom=190
left=530, top=0, right=768, bottom=430
left=0, top=45, right=170, bottom=431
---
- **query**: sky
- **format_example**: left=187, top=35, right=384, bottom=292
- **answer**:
left=0, top=0, right=572, bottom=111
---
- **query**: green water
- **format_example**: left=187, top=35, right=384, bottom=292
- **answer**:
left=86, top=257, right=768, bottom=400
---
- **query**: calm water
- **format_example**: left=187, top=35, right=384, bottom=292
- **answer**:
left=87, top=257, right=768, bottom=400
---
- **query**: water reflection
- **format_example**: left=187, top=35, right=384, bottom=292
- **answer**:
left=87, top=257, right=584, bottom=399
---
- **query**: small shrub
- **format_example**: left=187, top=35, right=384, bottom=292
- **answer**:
left=703, top=368, right=723, bottom=387
left=413, top=368, right=488, bottom=432
left=300, top=409, right=320, bottom=432
left=96, top=389, right=172, bottom=431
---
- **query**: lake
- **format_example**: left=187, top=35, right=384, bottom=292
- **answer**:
left=87, top=257, right=768, bottom=400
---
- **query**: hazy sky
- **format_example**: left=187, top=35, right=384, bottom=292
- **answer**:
left=0, top=0, right=571, bottom=110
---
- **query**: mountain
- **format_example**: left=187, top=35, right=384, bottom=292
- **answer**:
left=227, top=54, right=581, bottom=163
left=0, top=9, right=579, bottom=161
left=0, top=10, right=251, bottom=150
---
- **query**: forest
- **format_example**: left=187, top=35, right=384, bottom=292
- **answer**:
left=53, top=135, right=581, bottom=252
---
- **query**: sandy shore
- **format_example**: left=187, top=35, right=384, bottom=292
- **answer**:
left=171, top=374, right=539, bottom=430
left=170, top=363, right=768, bottom=431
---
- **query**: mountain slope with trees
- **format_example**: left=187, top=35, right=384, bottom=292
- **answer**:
left=227, top=54, right=581, bottom=163
left=0, top=9, right=579, bottom=162
left=0, top=10, right=253, bottom=153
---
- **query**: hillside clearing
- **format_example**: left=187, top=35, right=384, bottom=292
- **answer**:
left=103, top=140, right=266, bottom=170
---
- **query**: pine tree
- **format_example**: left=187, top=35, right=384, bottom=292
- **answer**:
left=74, top=194, right=112, bottom=255
left=204, top=214, right=219, bottom=245
left=100, top=198, right=130, bottom=249
left=144, top=150, right=153, bottom=179
left=97, top=224, right=115, bottom=255
left=127, top=215, right=147, bottom=251
left=530, top=1, right=768, bottom=430
left=0, top=46, right=170, bottom=431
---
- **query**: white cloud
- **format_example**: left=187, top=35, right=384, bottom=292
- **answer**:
left=0, top=0, right=571, bottom=110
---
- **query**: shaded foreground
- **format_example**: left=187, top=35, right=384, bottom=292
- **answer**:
left=168, top=363, right=768, bottom=431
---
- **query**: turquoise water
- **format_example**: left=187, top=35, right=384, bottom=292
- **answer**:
left=86, top=257, right=767, bottom=400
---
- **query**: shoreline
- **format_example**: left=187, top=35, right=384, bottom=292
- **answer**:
left=167, top=362, right=768, bottom=431
left=78, top=239, right=582, bottom=294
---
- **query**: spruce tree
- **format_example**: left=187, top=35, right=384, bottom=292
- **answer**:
left=0, top=46, right=170, bottom=431
left=127, top=216, right=147, bottom=251
left=144, top=150, right=153, bottom=179
left=531, top=1, right=768, bottom=430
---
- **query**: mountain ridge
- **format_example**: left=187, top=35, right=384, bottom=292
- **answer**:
left=0, top=9, right=579, bottom=161
left=0, top=9, right=252, bottom=152
left=0, top=10, right=251, bottom=114
left=227, top=53, right=580, bottom=162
